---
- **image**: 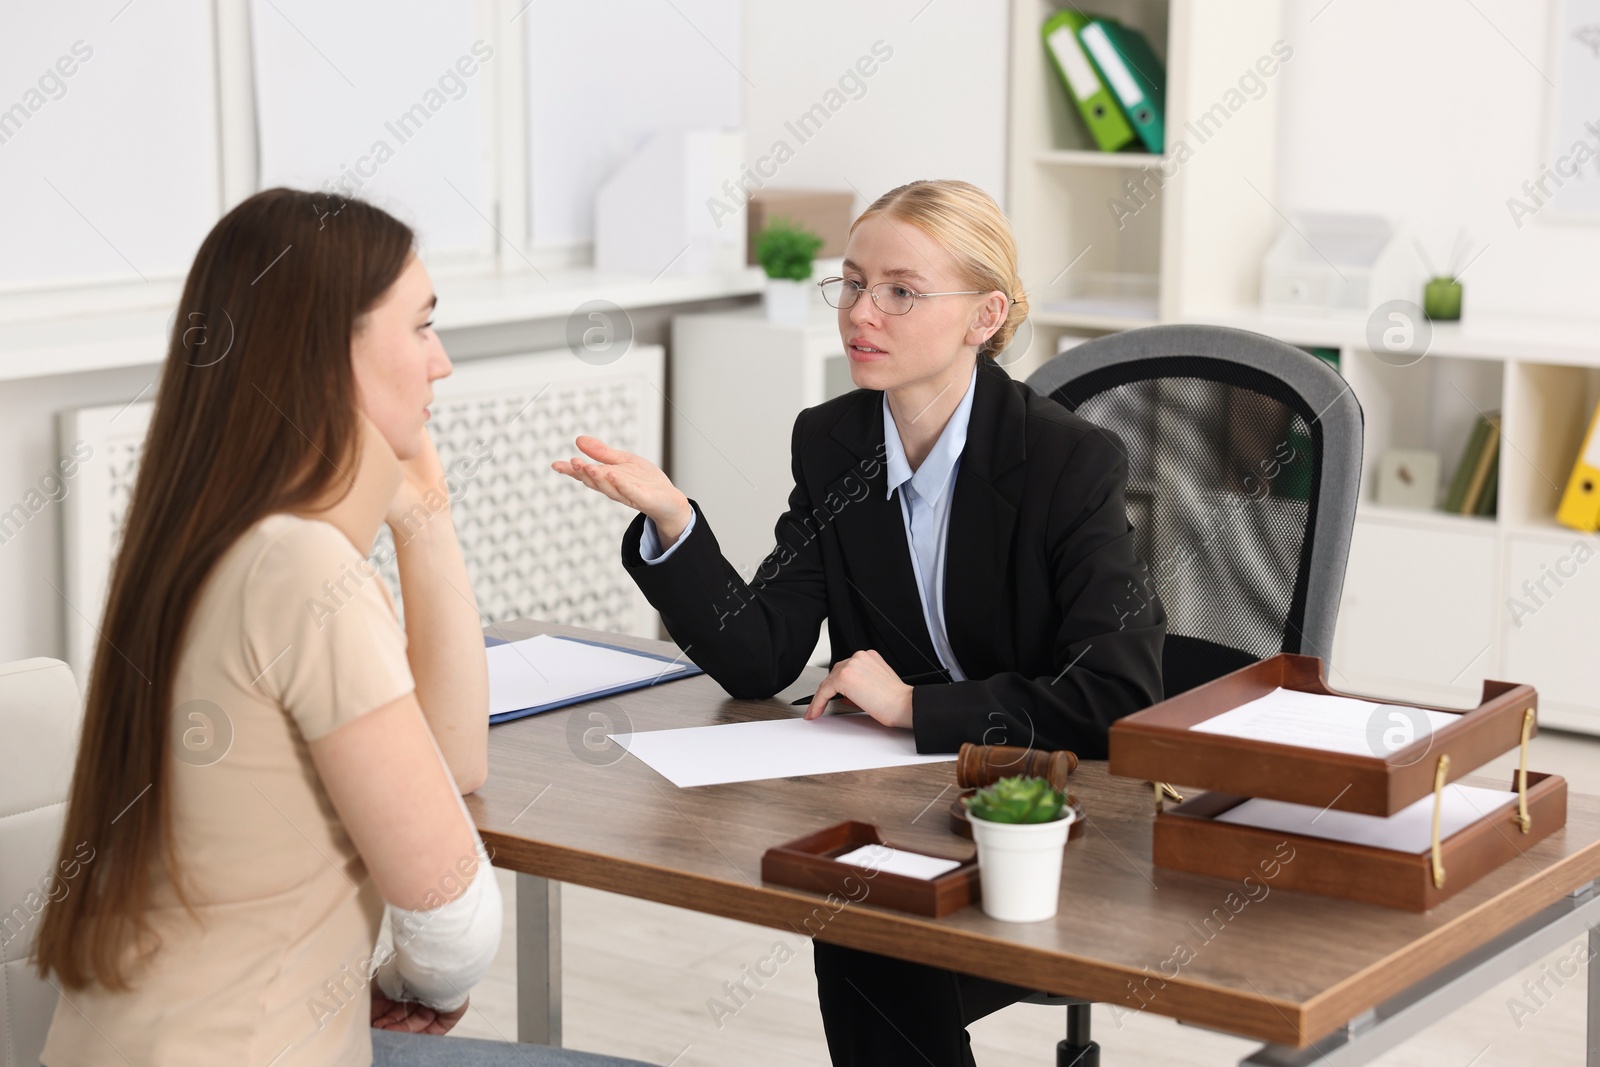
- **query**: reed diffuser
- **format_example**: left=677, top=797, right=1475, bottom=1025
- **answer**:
left=1414, top=229, right=1474, bottom=322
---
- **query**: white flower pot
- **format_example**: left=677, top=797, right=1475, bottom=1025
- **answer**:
left=763, top=277, right=811, bottom=324
left=970, top=811, right=1076, bottom=923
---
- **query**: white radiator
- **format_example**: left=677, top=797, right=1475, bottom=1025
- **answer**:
left=60, top=345, right=664, bottom=686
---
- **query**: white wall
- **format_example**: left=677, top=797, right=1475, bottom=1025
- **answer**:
left=0, top=0, right=219, bottom=290
left=250, top=0, right=497, bottom=260
left=0, top=363, right=157, bottom=669
left=740, top=1, right=1010, bottom=215
left=527, top=0, right=742, bottom=251
left=1275, top=0, right=1600, bottom=321
left=10, top=0, right=1598, bottom=671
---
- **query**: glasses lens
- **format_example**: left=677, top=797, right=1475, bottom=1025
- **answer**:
left=878, top=284, right=916, bottom=315
left=819, top=280, right=857, bottom=309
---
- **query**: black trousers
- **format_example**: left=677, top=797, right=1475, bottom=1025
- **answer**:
left=813, top=941, right=1033, bottom=1066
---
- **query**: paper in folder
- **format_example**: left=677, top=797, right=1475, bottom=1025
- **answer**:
left=484, top=634, right=702, bottom=725
left=1557, top=397, right=1600, bottom=531
left=1041, top=10, right=1135, bottom=152
left=1079, top=17, right=1166, bottom=154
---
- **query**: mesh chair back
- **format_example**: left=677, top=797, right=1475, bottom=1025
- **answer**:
left=1027, top=325, right=1362, bottom=696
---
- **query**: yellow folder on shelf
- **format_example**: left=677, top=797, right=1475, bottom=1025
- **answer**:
left=1557, top=399, right=1600, bottom=531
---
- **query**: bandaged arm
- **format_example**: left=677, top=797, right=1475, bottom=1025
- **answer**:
left=306, top=691, right=504, bottom=1015
left=375, top=834, right=502, bottom=1012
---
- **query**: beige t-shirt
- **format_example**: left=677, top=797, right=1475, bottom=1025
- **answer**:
left=42, top=514, right=415, bottom=1067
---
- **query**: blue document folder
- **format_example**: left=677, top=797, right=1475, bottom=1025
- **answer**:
left=484, top=633, right=703, bottom=725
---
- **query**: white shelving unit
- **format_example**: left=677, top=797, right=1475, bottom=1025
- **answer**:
left=1035, top=149, right=1170, bottom=169
left=1005, top=0, right=1284, bottom=378
left=1007, top=0, right=1600, bottom=734
left=1196, top=311, right=1600, bottom=734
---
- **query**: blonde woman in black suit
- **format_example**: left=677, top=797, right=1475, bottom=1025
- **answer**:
left=557, top=179, right=1164, bottom=1066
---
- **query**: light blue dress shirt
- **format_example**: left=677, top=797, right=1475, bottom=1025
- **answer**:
left=642, top=365, right=978, bottom=685
left=881, top=365, right=976, bottom=682
left=639, top=505, right=695, bottom=562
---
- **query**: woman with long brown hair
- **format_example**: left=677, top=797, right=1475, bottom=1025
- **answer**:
left=32, top=189, right=648, bottom=1067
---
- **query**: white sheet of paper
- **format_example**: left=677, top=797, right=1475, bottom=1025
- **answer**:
left=1215, top=783, right=1518, bottom=853
left=1190, top=687, right=1460, bottom=757
left=611, top=715, right=956, bottom=788
left=485, top=635, right=690, bottom=717
left=832, top=844, right=962, bottom=881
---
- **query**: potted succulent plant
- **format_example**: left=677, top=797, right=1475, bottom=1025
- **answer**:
left=754, top=217, right=824, bottom=324
left=967, top=775, right=1077, bottom=922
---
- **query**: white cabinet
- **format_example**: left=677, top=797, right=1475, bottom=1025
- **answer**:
left=1503, top=533, right=1600, bottom=733
left=669, top=304, right=851, bottom=582
left=60, top=346, right=668, bottom=685
left=1333, top=516, right=1498, bottom=705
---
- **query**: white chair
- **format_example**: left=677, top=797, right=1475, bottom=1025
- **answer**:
left=0, top=659, right=83, bottom=1067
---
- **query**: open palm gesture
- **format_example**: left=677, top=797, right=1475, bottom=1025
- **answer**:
left=552, top=436, right=694, bottom=543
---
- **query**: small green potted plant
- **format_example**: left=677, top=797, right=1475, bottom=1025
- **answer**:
left=967, top=775, right=1077, bottom=922
left=754, top=217, right=824, bottom=324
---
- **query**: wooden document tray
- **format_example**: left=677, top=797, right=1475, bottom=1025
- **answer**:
left=761, top=821, right=979, bottom=918
left=1155, top=772, right=1567, bottom=911
left=1109, top=653, right=1539, bottom=817
left=1109, top=654, right=1567, bottom=911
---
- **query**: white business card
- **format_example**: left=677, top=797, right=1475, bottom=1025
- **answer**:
left=833, top=843, right=962, bottom=880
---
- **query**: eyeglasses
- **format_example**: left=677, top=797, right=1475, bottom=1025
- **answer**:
left=817, top=277, right=991, bottom=316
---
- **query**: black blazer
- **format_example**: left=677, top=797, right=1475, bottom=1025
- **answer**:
left=622, top=357, right=1165, bottom=757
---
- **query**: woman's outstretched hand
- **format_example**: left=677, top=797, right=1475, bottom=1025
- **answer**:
left=552, top=436, right=694, bottom=543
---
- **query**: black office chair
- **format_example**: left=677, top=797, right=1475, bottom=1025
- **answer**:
left=1020, top=323, right=1363, bottom=1066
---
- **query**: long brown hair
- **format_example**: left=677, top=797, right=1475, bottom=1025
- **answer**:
left=34, top=188, right=415, bottom=990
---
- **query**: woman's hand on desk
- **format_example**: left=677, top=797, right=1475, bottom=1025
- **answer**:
left=552, top=435, right=693, bottom=543
left=804, top=650, right=914, bottom=730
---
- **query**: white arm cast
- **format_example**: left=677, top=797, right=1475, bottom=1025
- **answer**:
left=374, top=837, right=503, bottom=1013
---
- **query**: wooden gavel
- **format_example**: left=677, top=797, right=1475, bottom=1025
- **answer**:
left=956, top=742, right=1077, bottom=793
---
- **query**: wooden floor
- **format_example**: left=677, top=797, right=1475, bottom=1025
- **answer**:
left=448, top=730, right=1600, bottom=1065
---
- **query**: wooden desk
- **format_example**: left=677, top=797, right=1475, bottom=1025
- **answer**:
left=469, top=621, right=1600, bottom=1061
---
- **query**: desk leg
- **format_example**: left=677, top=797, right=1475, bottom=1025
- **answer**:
left=1237, top=885, right=1600, bottom=1067
left=517, top=873, right=562, bottom=1046
left=1589, top=923, right=1598, bottom=1067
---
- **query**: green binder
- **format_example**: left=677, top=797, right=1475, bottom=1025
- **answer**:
left=1473, top=454, right=1500, bottom=517
left=1443, top=415, right=1493, bottom=514
left=1041, top=10, right=1135, bottom=152
left=1079, top=17, right=1166, bottom=154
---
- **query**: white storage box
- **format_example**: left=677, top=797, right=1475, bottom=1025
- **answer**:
left=1260, top=214, right=1393, bottom=315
